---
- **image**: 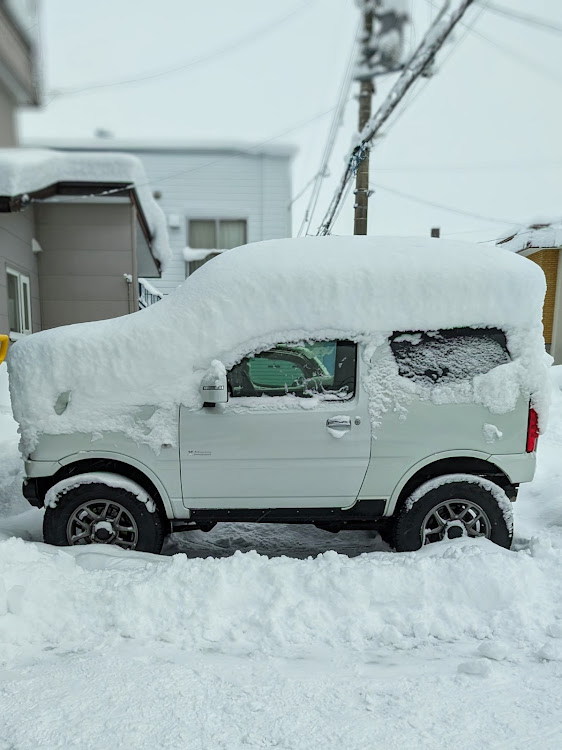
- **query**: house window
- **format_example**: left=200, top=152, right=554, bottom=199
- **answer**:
left=7, top=268, right=32, bottom=336
left=187, top=219, right=247, bottom=275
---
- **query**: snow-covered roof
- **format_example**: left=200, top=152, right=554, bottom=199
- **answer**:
left=23, top=138, right=297, bottom=159
left=0, top=149, right=171, bottom=269
left=497, top=217, right=562, bottom=254
left=7, top=236, right=547, bottom=454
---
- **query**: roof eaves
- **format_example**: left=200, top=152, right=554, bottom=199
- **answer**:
left=0, top=181, right=132, bottom=212
left=0, top=180, right=161, bottom=273
left=127, top=186, right=161, bottom=274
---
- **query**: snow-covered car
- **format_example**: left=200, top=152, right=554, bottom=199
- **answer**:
left=9, top=236, right=549, bottom=554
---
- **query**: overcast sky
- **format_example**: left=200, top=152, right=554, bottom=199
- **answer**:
left=19, top=0, right=562, bottom=242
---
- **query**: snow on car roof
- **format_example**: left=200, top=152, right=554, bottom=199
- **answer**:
left=0, top=149, right=170, bottom=269
left=8, top=236, right=547, bottom=454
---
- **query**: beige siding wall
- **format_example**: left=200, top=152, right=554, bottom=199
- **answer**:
left=527, top=249, right=559, bottom=344
left=0, top=208, right=40, bottom=335
left=35, top=203, right=135, bottom=329
left=550, top=251, right=562, bottom=365
left=0, top=80, right=17, bottom=146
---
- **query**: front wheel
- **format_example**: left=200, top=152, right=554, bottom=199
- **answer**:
left=43, top=480, right=165, bottom=554
left=393, top=475, right=513, bottom=552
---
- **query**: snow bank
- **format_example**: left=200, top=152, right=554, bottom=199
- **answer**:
left=0, top=366, right=24, bottom=517
left=7, top=236, right=547, bottom=454
left=1, top=534, right=562, bottom=667
left=0, top=149, right=171, bottom=269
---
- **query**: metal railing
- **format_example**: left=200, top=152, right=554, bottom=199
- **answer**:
left=138, top=278, right=163, bottom=309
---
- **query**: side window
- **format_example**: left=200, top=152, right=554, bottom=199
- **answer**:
left=7, top=268, right=32, bottom=336
left=390, top=328, right=510, bottom=385
left=228, top=340, right=356, bottom=399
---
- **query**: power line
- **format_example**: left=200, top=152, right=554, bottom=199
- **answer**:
left=0, top=224, right=32, bottom=247
left=63, top=105, right=338, bottom=201
left=368, top=159, right=562, bottom=173
left=382, top=0, right=487, bottom=154
left=468, top=24, right=562, bottom=89
left=425, top=0, right=562, bottom=90
left=288, top=172, right=321, bottom=209
left=369, top=180, right=521, bottom=225
left=481, top=2, right=562, bottom=35
left=318, top=0, right=478, bottom=236
left=48, top=0, right=317, bottom=99
left=297, top=22, right=359, bottom=236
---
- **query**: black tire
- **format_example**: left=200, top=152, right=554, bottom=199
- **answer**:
left=374, top=518, right=395, bottom=546
left=393, top=477, right=513, bottom=552
left=43, top=482, right=165, bottom=554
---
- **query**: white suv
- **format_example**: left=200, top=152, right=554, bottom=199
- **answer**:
left=11, top=236, right=548, bottom=554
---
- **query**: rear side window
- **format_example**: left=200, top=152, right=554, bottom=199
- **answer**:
left=390, top=328, right=510, bottom=385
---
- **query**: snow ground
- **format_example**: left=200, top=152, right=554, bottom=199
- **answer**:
left=0, top=367, right=562, bottom=749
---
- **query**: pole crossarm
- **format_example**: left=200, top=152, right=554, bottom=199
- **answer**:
left=318, top=0, right=474, bottom=236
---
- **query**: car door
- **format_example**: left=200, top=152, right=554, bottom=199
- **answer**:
left=179, top=340, right=371, bottom=509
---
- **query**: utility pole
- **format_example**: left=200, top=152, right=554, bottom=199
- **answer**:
left=353, top=1, right=410, bottom=235
left=354, top=9, right=375, bottom=235
left=319, top=0, right=474, bottom=237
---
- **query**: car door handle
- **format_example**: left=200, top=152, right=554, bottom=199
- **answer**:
left=326, top=416, right=352, bottom=437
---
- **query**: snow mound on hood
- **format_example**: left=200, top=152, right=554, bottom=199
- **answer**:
left=7, top=236, right=547, bottom=454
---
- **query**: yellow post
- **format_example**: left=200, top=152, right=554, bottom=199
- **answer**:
left=0, top=335, right=9, bottom=364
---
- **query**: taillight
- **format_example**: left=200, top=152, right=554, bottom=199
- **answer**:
left=526, top=407, right=539, bottom=453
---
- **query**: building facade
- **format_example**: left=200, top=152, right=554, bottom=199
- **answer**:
left=0, top=0, right=39, bottom=146
left=0, top=150, right=168, bottom=340
left=30, top=140, right=295, bottom=296
left=497, top=221, right=562, bottom=364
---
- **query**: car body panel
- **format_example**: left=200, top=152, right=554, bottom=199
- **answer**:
left=23, top=336, right=535, bottom=522
left=179, top=389, right=371, bottom=509
left=26, top=430, right=181, bottom=517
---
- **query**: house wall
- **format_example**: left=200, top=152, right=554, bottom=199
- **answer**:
left=0, top=80, right=17, bottom=146
left=122, top=149, right=293, bottom=296
left=0, top=1, right=38, bottom=108
left=0, top=208, right=40, bottom=334
left=35, top=202, right=135, bottom=329
left=550, top=251, right=562, bottom=366
left=527, top=249, right=559, bottom=346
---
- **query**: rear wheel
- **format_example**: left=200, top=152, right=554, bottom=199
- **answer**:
left=43, top=482, right=165, bottom=554
left=393, top=476, right=513, bottom=552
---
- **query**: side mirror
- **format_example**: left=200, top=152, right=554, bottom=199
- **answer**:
left=200, top=360, right=228, bottom=406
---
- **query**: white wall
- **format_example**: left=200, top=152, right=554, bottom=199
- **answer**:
left=124, top=149, right=293, bottom=296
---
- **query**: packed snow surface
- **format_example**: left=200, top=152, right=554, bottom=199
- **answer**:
left=0, top=148, right=170, bottom=268
left=8, top=236, right=547, bottom=454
